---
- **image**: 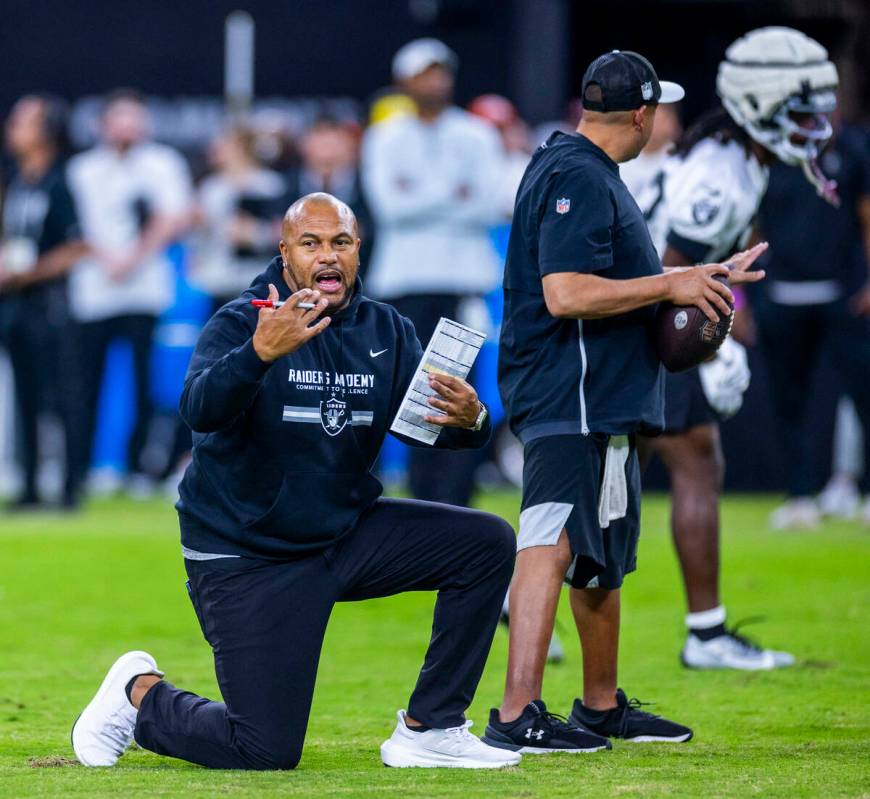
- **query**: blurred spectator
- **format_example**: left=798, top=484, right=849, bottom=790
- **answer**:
left=468, top=94, right=533, bottom=216
left=756, top=122, right=870, bottom=528
left=66, top=89, right=193, bottom=495
left=368, top=91, right=417, bottom=126
left=532, top=98, right=584, bottom=151
left=190, top=126, right=286, bottom=312
left=362, top=38, right=504, bottom=507
left=0, top=95, right=89, bottom=509
left=619, top=103, right=682, bottom=199
left=285, top=117, right=374, bottom=278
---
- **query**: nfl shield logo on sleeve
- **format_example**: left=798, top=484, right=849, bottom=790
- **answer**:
left=556, top=197, right=571, bottom=214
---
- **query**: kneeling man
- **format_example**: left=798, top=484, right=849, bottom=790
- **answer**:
left=72, top=193, right=518, bottom=770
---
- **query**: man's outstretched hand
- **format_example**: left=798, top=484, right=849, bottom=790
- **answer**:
left=722, top=241, right=768, bottom=285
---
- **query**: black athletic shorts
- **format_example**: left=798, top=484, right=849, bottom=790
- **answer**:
left=662, top=369, right=718, bottom=434
left=518, top=434, right=641, bottom=590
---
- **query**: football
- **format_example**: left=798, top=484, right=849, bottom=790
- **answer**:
left=655, top=274, right=734, bottom=372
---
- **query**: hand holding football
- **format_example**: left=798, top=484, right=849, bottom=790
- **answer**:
left=655, top=271, right=734, bottom=373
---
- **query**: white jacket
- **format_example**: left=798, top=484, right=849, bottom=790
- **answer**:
left=66, top=142, right=192, bottom=321
left=362, top=108, right=504, bottom=299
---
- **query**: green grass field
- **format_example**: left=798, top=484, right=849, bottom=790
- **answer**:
left=1, top=491, right=868, bottom=797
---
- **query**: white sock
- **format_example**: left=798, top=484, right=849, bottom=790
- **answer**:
left=685, top=605, right=726, bottom=630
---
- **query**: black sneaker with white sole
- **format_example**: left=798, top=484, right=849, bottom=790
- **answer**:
left=569, top=689, right=693, bottom=743
left=482, top=700, right=611, bottom=754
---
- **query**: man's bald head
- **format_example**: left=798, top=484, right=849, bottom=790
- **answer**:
left=278, top=191, right=361, bottom=311
left=282, top=192, right=358, bottom=240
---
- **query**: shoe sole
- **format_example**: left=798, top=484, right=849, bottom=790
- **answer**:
left=380, top=740, right=520, bottom=769
left=518, top=745, right=608, bottom=754
left=71, top=651, right=161, bottom=767
left=481, top=735, right=608, bottom=754
left=681, top=652, right=782, bottom=671
left=623, top=733, right=693, bottom=743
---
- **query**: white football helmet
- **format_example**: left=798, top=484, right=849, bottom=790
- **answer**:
left=717, top=27, right=839, bottom=204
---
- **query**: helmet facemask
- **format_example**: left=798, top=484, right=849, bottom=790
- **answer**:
left=761, top=89, right=839, bottom=205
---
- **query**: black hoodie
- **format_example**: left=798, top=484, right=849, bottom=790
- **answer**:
left=176, top=257, right=491, bottom=559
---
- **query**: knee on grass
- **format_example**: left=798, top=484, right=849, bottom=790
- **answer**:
left=244, top=741, right=303, bottom=771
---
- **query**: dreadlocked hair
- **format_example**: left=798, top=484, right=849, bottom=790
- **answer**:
left=674, top=106, right=752, bottom=159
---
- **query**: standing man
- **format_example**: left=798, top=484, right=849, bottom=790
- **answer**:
left=66, top=89, right=192, bottom=494
left=72, top=193, right=519, bottom=771
left=635, top=27, right=839, bottom=667
left=362, top=38, right=504, bottom=506
left=757, top=117, right=870, bottom=526
left=0, top=95, right=89, bottom=508
left=285, top=116, right=375, bottom=278
left=487, top=51, right=766, bottom=753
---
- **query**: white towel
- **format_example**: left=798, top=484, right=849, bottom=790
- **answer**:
left=598, top=435, right=630, bottom=529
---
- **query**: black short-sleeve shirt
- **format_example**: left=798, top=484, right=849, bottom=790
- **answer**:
left=498, top=132, right=665, bottom=441
left=2, top=161, right=81, bottom=256
left=759, top=126, right=870, bottom=294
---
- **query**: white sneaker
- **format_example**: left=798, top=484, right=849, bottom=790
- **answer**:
left=72, top=651, right=163, bottom=766
left=681, top=633, right=795, bottom=671
left=87, top=466, right=124, bottom=498
left=126, top=473, right=158, bottom=501
left=380, top=710, right=521, bottom=769
left=770, top=498, right=821, bottom=530
left=818, top=475, right=860, bottom=519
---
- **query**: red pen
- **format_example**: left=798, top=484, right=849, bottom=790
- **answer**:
left=251, top=299, right=317, bottom=310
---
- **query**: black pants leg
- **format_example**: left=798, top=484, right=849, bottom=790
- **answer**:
left=41, top=293, right=88, bottom=504
left=136, top=553, right=338, bottom=770
left=77, top=314, right=157, bottom=476
left=56, top=321, right=89, bottom=503
left=334, top=499, right=516, bottom=727
left=755, top=300, right=822, bottom=496
left=7, top=303, right=45, bottom=499
left=119, top=314, right=157, bottom=475
left=390, top=294, right=480, bottom=507
left=78, top=318, right=113, bottom=473
left=134, top=499, right=514, bottom=769
left=824, top=301, right=870, bottom=493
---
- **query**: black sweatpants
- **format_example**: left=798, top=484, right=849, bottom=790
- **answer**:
left=135, top=498, right=515, bottom=770
left=389, top=294, right=481, bottom=507
left=78, top=314, right=157, bottom=475
left=4, top=287, right=87, bottom=502
left=755, top=295, right=870, bottom=495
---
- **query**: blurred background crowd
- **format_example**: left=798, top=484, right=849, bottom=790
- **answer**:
left=0, top=0, right=868, bottom=527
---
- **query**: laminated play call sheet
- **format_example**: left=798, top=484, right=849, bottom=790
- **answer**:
left=390, top=317, right=486, bottom=445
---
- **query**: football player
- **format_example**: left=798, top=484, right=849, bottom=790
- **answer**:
left=634, top=27, right=839, bottom=670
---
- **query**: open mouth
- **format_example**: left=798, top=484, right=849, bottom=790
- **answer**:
left=314, top=269, right=343, bottom=294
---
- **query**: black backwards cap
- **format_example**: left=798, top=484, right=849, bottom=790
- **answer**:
left=582, top=50, right=685, bottom=112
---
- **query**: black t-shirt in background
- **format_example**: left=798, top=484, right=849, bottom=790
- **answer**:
left=1, top=160, right=80, bottom=322
left=2, top=161, right=80, bottom=256
left=759, top=126, right=870, bottom=294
